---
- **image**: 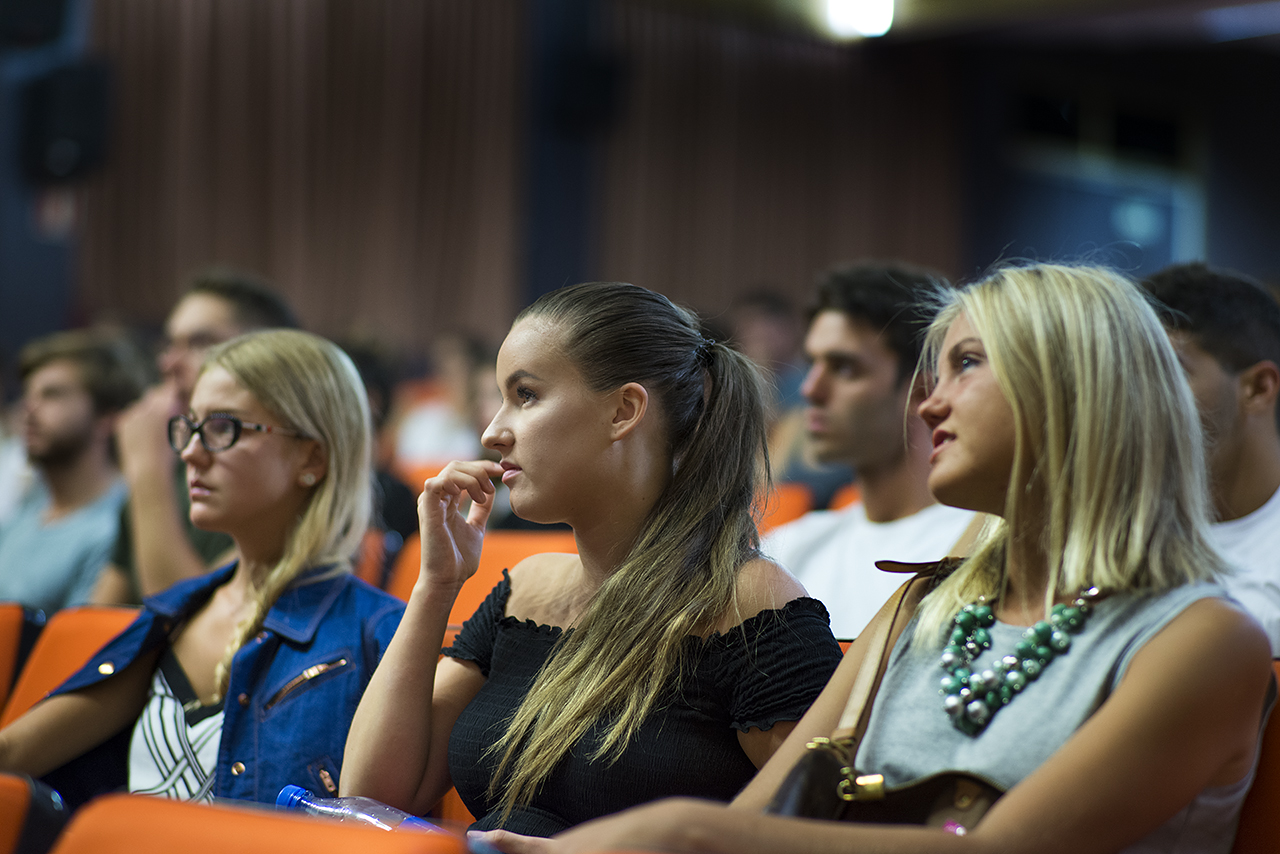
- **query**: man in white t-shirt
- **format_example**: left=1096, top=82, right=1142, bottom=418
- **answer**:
left=1143, top=263, right=1280, bottom=653
left=764, top=264, right=974, bottom=640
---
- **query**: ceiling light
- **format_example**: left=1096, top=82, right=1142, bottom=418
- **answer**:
left=826, top=0, right=894, bottom=38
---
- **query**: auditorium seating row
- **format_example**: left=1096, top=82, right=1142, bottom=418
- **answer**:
left=1, top=519, right=1276, bottom=853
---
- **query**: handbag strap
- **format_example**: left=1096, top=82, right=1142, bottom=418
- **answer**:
left=831, top=569, right=938, bottom=743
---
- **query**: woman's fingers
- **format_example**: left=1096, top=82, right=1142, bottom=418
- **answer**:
left=423, top=460, right=503, bottom=510
left=467, top=830, right=557, bottom=854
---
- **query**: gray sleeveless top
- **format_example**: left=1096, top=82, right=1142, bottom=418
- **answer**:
left=855, top=581, right=1269, bottom=854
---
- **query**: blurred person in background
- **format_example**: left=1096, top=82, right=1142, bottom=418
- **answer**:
left=729, top=290, right=853, bottom=511
left=762, top=263, right=975, bottom=640
left=341, top=338, right=420, bottom=583
left=393, top=333, right=488, bottom=469
left=91, top=268, right=299, bottom=605
left=1143, top=262, right=1280, bottom=653
left=0, top=330, right=147, bottom=612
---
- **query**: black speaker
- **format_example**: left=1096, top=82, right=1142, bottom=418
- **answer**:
left=0, top=0, right=69, bottom=47
left=21, top=59, right=111, bottom=185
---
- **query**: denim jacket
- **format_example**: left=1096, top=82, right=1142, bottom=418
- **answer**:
left=48, top=562, right=404, bottom=805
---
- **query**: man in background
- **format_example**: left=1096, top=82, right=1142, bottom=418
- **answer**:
left=763, top=263, right=974, bottom=639
left=91, top=269, right=299, bottom=604
left=0, top=331, right=146, bottom=612
left=1143, top=262, right=1280, bottom=653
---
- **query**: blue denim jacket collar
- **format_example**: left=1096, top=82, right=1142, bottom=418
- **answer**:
left=142, top=561, right=345, bottom=644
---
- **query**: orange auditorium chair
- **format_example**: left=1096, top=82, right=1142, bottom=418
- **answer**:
left=1231, top=660, right=1280, bottom=854
left=0, top=603, right=35, bottom=711
left=759, top=483, right=813, bottom=533
left=0, top=606, right=138, bottom=728
left=388, top=530, right=578, bottom=629
left=828, top=482, right=861, bottom=510
left=47, top=793, right=464, bottom=854
left=0, top=773, right=69, bottom=854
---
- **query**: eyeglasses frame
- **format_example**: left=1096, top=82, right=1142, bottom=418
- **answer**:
left=168, top=413, right=308, bottom=454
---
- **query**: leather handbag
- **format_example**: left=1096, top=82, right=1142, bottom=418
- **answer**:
left=764, top=563, right=1004, bottom=836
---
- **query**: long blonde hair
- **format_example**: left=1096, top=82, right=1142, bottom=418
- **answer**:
left=203, top=329, right=373, bottom=698
left=487, top=282, right=769, bottom=817
left=914, top=263, right=1224, bottom=642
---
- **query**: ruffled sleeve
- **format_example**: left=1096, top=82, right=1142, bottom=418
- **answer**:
left=441, top=571, right=512, bottom=677
left=710, top=597, right=843, bottom=732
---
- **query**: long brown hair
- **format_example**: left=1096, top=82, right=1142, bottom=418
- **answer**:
left=488, top=282, right=770, bottom=816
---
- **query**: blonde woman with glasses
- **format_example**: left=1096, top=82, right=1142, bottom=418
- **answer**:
left=0, top=329, right=404, bottom=808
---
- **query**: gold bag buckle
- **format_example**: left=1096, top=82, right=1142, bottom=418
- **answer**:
left=806, top=737, right=885, bottom=803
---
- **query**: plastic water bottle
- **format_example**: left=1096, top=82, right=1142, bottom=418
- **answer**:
left=276, top=784, right=445, bottom=832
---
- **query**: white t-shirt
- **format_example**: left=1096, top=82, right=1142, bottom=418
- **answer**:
left=763, top=502, right=974, bottom=640
left=1212, top=485, right=1280, bottom=654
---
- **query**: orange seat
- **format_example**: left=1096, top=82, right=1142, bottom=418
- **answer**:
left=394, top=462, right=449, bottom=496
left=0, top=773, right=32, bottom=854
left=760, top=483, right=813, bottom=533
left=0, top=773, right=68, bottom=854
left=355, top=530, right=388, bottom=588
left=829, top=482, right=861, bottom=510
left=1231, top=660, right=1280, bottom=854
left=389, top=531, right=578, bottom=628
left=47, top=793, right=464, bottom=854
left=431, top=788, right=476, bottom=828
left=0, top=606, right=139, bottom=728
left=0, top=603, right=31, bottom=710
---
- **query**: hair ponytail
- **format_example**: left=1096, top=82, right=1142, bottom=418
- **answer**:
left=486, top=283, right=769, bottom=818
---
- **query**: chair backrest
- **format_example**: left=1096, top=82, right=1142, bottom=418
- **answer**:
left=828, top=482, right=861, bottom=510
left=48, top=793, right=464, bottom=854
left=760, top=483, right=813, bottom=533
left=1231, top=660, right=1280, bottom=854
left=387, top=530, right=578, bottom=629
left=0, top=606, right=138, bottom=728
left=0, top=773, right=69, bottom=854
left=354, top=529, right=388, bottom=588
left=0, top=603, right=31, bottom=710
left=0, top=773, right=30, bottom=854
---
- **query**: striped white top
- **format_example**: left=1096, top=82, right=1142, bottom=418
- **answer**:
left=128, top=648, right=224, bottom=801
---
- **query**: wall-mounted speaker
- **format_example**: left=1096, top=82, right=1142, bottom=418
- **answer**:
left=0, top=0, right=69, bottom=48
left=21, top=59, right=111, bottom=185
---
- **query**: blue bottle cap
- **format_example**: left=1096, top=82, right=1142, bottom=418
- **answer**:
left=276, top=784, right=313, bottom=808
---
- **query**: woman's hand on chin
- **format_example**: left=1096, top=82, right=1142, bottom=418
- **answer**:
left=417, top=459, right=504, bottom=593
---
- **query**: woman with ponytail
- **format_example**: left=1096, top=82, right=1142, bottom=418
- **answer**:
left=0, top=329, right=405, bottom=806
left=342, top=282, right=843, bottom=835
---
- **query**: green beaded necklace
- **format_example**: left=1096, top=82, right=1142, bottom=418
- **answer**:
left=939, top=587, right=1101, bottom=735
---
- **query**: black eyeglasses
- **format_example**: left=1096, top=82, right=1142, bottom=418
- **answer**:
left=168, top=414, right=307, bottom=453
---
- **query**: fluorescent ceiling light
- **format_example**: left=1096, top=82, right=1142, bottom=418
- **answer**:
left=827, top=0, right=894, bottom=38
left=1203, top=1, right=1280, bottom=41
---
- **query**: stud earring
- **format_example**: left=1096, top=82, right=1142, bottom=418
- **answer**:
left=300, top=473, right=317, bottom=487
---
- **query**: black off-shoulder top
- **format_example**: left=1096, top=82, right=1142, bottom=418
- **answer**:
left=443, top=571, right=843, bottom=837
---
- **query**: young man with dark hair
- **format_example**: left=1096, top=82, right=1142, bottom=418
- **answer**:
left=0, top=331, right=147, bottom=611
left=1143, top=261, right=1280, bottom=652
left=91, top=268, right=299, bottom=604
left=763, top=263, right=974, bottom=639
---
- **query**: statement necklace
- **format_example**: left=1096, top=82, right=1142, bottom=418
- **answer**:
left=940, top=587, right=1101, bottom=735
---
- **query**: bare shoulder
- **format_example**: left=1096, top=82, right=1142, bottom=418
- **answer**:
left=504, top=551, right=580, bottom=625
left=715, top=558, right=809, bottom=632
